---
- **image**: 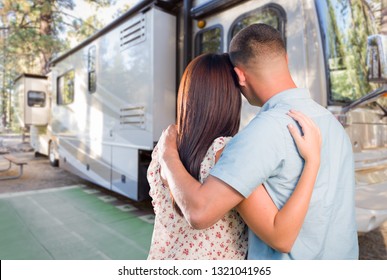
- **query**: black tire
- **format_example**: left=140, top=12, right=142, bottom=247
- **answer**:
left=49, top=141, right=59, bottom=167
left=34, top=151, right=44, bottom=158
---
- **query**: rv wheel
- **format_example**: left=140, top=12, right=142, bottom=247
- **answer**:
left=49, top=142, right=59, bottom=167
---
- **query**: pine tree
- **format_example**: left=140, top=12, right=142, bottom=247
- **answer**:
left=0, top=0, right=115, bottom=129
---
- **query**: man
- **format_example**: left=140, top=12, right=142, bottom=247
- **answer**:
left=158, top=24, right=358, bottom=259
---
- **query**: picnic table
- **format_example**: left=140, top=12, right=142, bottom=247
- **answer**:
left=0, top=154, right=28, bottom=180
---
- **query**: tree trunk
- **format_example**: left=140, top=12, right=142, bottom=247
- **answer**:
left=38, top=0, right=54, bottom=74
left=1, top=28, right=8, bottom=128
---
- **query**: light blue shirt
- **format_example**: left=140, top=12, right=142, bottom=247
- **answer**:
left=210, top=88, right=359, bottom=259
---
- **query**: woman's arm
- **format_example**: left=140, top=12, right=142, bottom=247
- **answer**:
left=158, top=125, right=244, bottom=229
left=236, top=110, right=321, bottom=253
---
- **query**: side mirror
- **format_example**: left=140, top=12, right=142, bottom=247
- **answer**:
left=367, top=34, right=387, bottom=83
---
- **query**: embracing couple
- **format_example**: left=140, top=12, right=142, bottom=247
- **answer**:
left=147, top=23, right=359, bottom=260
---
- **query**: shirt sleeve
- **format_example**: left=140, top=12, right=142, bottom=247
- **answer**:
left=210, top=113, right=286, bottom=198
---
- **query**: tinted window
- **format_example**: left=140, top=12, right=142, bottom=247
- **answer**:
left=27, top=91, right=45, bottom=107
left=88, top=46, right=97, bottom=93
left=230, top=5, right=286, bottom=44
left=316, top=0, right=382, bottom=104
left=195, top=26, right=223, bottom=56
left=57, top=70, right=75, bottom=105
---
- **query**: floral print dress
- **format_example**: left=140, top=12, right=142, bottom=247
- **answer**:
left=147, top=137, right=248, bottom=260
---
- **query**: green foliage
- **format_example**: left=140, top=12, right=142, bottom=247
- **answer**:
left=0, top=0, right=115, bottom=128
left=112, top=3, right=133, bottom=19
left=326, top=0, right=382, bottom=102
left=66, top=14, right=103, bottom=43
left=1, top=0, right=115, bottom=74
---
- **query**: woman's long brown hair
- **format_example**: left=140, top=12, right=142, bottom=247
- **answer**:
left=173, top=53, right=242, bottom=215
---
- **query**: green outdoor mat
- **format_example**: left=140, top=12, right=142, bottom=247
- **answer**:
left=0, top=185, right=154, bottom=260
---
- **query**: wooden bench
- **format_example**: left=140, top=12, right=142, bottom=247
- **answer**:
left=0, top=154, right=28, bottom=180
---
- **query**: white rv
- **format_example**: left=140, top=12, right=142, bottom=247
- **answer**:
left=14, top=0, right=387, bottom=233
left=13, top=74, right=49, bottom=128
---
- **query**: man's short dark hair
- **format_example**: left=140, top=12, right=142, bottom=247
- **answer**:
left=229, top=23, right=286, bottom=67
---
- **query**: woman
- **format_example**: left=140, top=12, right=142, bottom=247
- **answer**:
left=147, top=53, right=320, bottom=259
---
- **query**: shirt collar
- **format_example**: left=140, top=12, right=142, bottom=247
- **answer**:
left=261, top=88, right=311, bottom=112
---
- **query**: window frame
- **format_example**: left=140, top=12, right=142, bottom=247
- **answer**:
left=314, top=0, right=380, bottom=106
left=194, top=24, right=224, bottom=56
left=57, top=69, right=75, bottom=106
left=27, top=90, right=46, bottom=108
left=227, top=3, right=287, bottom=50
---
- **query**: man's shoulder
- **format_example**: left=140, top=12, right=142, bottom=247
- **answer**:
left=251, top=107, right=289, bottom=125
left=230, top=110, right=289, bottom=155
left=242, top=110, right=287, bottom=138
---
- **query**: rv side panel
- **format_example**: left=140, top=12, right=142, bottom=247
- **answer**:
left=50, top=7, right=176, bottom=201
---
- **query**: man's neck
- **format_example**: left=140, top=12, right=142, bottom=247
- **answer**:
left=246, top=63, right=297, bottom=106
left=258, top=79, right=297, bottom=106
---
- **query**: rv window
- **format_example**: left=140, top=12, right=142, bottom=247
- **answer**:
left=229, top=5, right=286, bottom=44
left=195, top=26, right=223, bottom=56
left=88, top=46, right=97, bottom=94
left=316, top=0, right=382, bottom=104
left=57, top=70, right=75, bottom=105
left=27, top=91, right=46, bottom=107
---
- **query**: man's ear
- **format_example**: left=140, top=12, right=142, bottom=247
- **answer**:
left=234, top=66, right=246, bottom=87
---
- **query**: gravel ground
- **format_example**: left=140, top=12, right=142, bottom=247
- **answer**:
left=0, top=138, right=95, bottom=193
left=358, top=223, right=387, bottom=260
left=1, top=134, right=386, bottom=260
